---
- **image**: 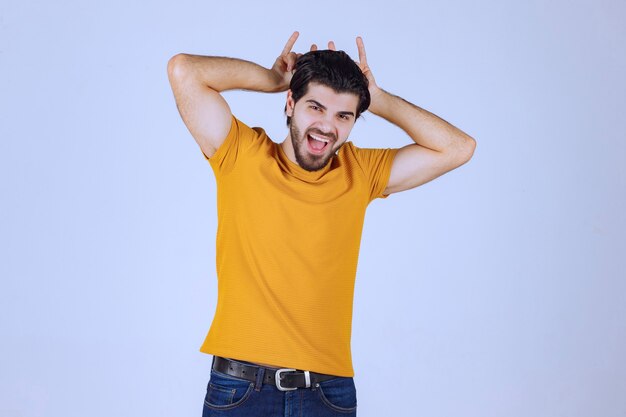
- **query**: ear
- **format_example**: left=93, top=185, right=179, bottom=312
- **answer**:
left=285, top=90, right=295, bottom=117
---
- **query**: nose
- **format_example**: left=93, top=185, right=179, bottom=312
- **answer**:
left=314, top=113, right=337, bottom=138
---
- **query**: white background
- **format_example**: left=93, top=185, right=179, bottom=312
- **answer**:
left=1, top=0, right=625, bottom=416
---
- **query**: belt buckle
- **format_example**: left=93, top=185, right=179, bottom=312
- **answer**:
left=275, top=368, right=297, bottom=391
left=275, top=368, right=311, bottom=391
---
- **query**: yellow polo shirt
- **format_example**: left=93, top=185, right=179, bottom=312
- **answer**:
left=199, top=116, right=399, bottom=377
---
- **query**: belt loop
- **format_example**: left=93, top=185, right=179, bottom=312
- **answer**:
left=254, top=366, right=265, bottom=391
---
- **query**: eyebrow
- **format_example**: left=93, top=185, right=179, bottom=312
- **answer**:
left=305, top=99, right=355, bottom=117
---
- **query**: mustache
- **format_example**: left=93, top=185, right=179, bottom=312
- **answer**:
left=305, top=128, right=337, bottom=143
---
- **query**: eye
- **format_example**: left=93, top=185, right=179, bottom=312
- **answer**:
left=309, top=105, right=321, bottom=111
left=338, top=114, right=351, bottom=121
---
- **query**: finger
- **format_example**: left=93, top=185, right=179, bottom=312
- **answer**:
left=281, top=31, right=300, bottom=55
left=356, top=36, right=367, bottom=65
left=328, top=41, right=336, bottom=51
left=285, top=52, right=298, bottom=72
left=310, top=43, right=318, bottom=52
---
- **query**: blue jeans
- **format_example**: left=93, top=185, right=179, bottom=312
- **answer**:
left=202, top=362, right=357, bottom=416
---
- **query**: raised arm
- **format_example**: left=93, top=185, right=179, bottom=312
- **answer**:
left=354, top=37, right=477, bottom=195
left=167, top=32, right=301, bottom=158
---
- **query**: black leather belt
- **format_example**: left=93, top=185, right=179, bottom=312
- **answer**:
left=212, top=356, right=338, bottom=391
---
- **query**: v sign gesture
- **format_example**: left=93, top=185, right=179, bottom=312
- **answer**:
left=269, top=31, right=321, bottom=92
left=356, top=36, right=381, bottom=98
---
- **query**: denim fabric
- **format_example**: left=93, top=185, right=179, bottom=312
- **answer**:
left=202, top=366, right=357, bottom=417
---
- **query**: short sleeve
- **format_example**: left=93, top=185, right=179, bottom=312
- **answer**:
left=351, top=145, right=400, bottom=202
left=203, top=116, right=263, bottom=177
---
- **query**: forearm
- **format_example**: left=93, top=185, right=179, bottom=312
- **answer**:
left=368, top=87, right=474, bottom=153
left=173, top=54, right=285, bottom=93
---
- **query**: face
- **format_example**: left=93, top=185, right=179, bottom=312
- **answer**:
left=286, top=82, right=359, bottom=172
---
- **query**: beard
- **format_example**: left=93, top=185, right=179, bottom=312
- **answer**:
left=289, top=122, right=340, bottom=172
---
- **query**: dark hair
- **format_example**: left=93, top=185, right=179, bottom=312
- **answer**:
left=285, top=50, right=370, bottom=126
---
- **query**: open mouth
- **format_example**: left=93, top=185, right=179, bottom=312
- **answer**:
left=306, top=133, right=330, bottom=154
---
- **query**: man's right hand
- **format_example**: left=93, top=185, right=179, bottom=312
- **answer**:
left=269, top=31, right=324, bottom=92
left=268, top=31, right=301, bottom=92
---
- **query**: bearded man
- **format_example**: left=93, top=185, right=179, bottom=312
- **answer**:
left=167, top=31, right=476, bottom=417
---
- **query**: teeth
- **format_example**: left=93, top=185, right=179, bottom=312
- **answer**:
left=309, top=134, right=329, bottom=143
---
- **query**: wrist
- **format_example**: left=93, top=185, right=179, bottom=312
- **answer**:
left=265, top=68, right=289, bottom=93
left=367, top=86, right=388, bottom=115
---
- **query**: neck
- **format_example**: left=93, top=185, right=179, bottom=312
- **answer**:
left=280, top=135, right=298, bottom=165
